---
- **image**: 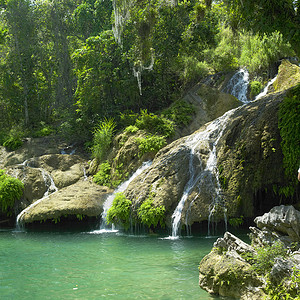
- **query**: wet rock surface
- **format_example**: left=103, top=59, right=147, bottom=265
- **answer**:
left=199, top=205, right=300, bottom=299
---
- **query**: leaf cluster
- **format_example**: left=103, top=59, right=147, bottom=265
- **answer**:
left=0, top=169, right=24, bottom=214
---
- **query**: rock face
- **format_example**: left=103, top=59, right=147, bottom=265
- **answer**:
left=254, top=205, right=300, bottom=242
left=199, top=205, right=300, bottom=299
left=18, top=180, right=111, bottom=224
left=123, top=90, right=286, bottom=227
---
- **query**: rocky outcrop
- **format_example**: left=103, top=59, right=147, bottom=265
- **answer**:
left=182, top=83, right=241, bottom=136
left=199, top=205, right=300, bottom=299
left=18, top=180, right=111, bottom=224
left=254, top=205, right=300, bottom=242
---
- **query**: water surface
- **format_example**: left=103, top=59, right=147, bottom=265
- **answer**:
left=0, top=230, right=222, bottom=299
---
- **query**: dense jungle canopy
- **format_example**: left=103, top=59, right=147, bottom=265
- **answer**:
left=0, top=0, right=298, bottom=144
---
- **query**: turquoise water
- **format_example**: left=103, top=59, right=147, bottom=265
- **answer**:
left=0, top=229, right=222, bottom=299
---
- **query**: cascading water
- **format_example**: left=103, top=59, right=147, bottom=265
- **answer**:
left=91, top=161, right=152, bottom=234
left=254, top=75, right=278, bottom=100
left=168, top=109, right=235, bottom=239
left=16, top=169, right=58, bottom=230
left=224, top=68, right=249, bottom=103
left=170, top=71, right=278, bottom=238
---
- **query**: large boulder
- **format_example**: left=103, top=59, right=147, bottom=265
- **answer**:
left=254, top=205, right=300, bottom=242
left=199, top=238, right=264, bottom=299
left=18, top=180, right=112, bottom=224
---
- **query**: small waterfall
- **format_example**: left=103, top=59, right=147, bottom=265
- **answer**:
left=225, top=68, right=249, bottom=103
left=168, top=109, right=235, bottom=239
left=16, top=169, right=58, bottom=229
left=91, top=161, right=152, bottom=234
left=254, top=76, right=278, bottom=100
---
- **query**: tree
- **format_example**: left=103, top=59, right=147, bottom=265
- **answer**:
left=223, top=0, right=300, bottom=56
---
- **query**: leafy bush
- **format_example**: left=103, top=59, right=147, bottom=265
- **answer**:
left=137, top=196, right=165, bottom=228
left=92, top=118, right=116, bottom=163
left=161, top=100, right=195, bottom=127
left=136, top=134, right=167, bottom=157
left=93, top=161, right=112, bottom=186
left=251, top=240, right=288, bottom=275
left=119, top=111, right=139, bottom=128
left=239, top=31, right=294, bottom=74
left=3, top=127, right=23, bottom=151
left=33, top=122, right=55, bottom=137
left=0, top=170, right=24, bottom=215
left=106, top=192, right=132, bottom=230
left=124, top=125, right=139, bottom=134
left=135, top=109, right=175, bottom=138
left=249, top=81, right=263, bottom=98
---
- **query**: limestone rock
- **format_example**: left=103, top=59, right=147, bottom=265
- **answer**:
left=254, top=205, right=300, bottom=242
left=19, top=180, right=112, bottom=224
left=273, top=59, right=300, bottom=92
left=214, top=232, right=256, bottom=255
left=199, top=247, right=264, bottom=299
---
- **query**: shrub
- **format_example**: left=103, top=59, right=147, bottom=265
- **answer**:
left=136, top=134, right=167, bottom=156
left=0, top=170, right=24, bottom=215
left=3, top=127, right=23, bottom=151
left=251, top=240, right=288, bottom=275
left=124, top=125, right=139, bottom=134
left=92, top=118, right=116, bottom=163
left=33, top=122, right=55, bottom=137
left=161, top=100, right=196, bottom=127
left=137, top=196, right=165, bottom=228
left=106, top=192, right=132, bottom=229
left=135, top=109, right=175, bottom=138
left=93, top=161, right=112, bottom=186
left=249, top=81, right=263, bottom=98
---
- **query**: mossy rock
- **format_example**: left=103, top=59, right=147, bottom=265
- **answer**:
left=199, top=248, right=264, bottom=299
left=273, top=60, right=300, bottom=92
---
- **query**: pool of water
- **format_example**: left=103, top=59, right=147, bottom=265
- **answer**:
left=0, top=229, right=226, bottom=299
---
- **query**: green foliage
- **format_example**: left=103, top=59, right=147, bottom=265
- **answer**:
left=33, top=122, right=55, bottom=137
left=239, top=31, right=294, bottom=74
left=251, top=240, right=288, bottom=275
left=278, top=84, right=300, bottom=195
left=249, top=81, right=263, bottom=99
left=124, top=125, right=139, bottom=134
left=136, top=134, right=167, bottom=157
left=137, top=195, right=165, bottom=228
left=135, top=109, right=175, bottom=138
left=3, top=127, right=23, bottom=151
left=161, top=100, right=196, bottom=127
left=92, top=118, right=116, bottom=163
left=93, top=161, right=112, bottom=187
left=228, top=216, right=244, bottom=228
left=106, top=192, right=132, bottom=230
left=0, top=169, right=24, bottom=214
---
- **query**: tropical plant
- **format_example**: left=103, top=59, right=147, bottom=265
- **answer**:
left=106, top=192, right=132, bottom=230
left=0, top=169, right=24, bottom=215
left=92, top=118, right=116, bottom=163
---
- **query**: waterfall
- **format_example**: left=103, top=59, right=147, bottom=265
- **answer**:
left=224, top=68, right=249, bottom=103
left=16, top=169, right=58, bottom=229
left=254, top=75, right=278, bottom=100
left=91, top=161, right=152, bottom=234
left=167, top=109, right=235, bottom=239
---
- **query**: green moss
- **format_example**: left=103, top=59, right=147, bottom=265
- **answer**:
left=278, top=83, right=300, bottom=196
